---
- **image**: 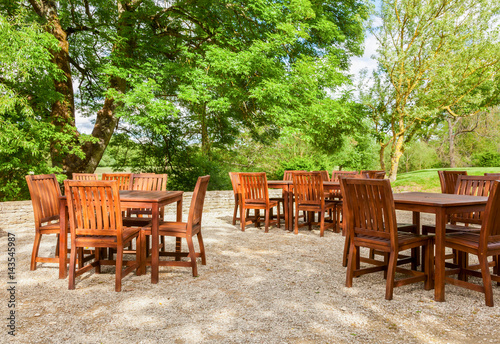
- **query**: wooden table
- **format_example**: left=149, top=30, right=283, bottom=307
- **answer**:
left=267, top=180, right=340, bottom=231
left=58, top=190, right=184, bottom=284
left=392, top=192, right=487, bottom=302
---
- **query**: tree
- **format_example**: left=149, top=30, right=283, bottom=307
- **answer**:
left=0, top=11, right=68, bottom=200
left=371, top=0, right=500, bottom=181
left=0, top=0, right=370, bottom=182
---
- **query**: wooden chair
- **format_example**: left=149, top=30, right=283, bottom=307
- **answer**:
left=423, top=175, right=499, bottom=235
left=228, top=172, right=256, bottom=226
left=102, top=173, right=132, bottom=190
left=318, top=170, right=330, bottom=181
left=438, top=170, right=467, bottom=194
left=484, top=173, right=500, bottom=176
left=65, top=180, right=142, bottom=292
left=361, top=170, right=386, bottom=179
left=72, top=173, right=98, bottom=180
left=124, top=173, right=168, bottom=226
left=141, top=175, right=210, bottom=277
left=331, top=170, right=359, bottom=181
left=25, top=174, right=64, bottom=270
left=292, top=172, right=337, bottom=237
left=239, top=172, right=280, bottom=232
left=341, top=177, right=432, bottom=300
left=444, top=180, right=500, bottom=306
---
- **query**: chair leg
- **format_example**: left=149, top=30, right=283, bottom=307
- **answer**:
left=197, top=232, right=206, bottom=265
left=342, top=231, right=350, bottom=267
left=294, top=206, right=300, bottom=235
left=424, top=241, right=433, bottom=290
left=175, top=237, right=182, bottom=261
left=115, top=246, right=123, bottom=292
left=135, top=235, right=143, bottom=275
left=241, top=205, right=246, bottom=232
left=68, top=244, right=77, bottom=290
left=479, top=255, right=494, bottom=307
left=232, top=201, right=238, bottom=225
left=30, top=232, right=42, bottom=270
left=186, top=236, right=198, bottom=277
left=319, top=210, right=325, bottom=237
left=77, top=247, right=84, bottom=269
left=385, top=251, right=398, bottom=300
left=276, top=204, right=280, bottom=229
left=95, top=247, right=101, bottom=274
left=346, top=243, right=356, bottom=287
left=264, top=208, right=270, bottom=233
left=55, top=234, right=60, bottom=258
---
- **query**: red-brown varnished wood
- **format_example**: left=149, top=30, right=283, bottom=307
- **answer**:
left=141, top=176, right=210, bottom=277
left=444, top=180, right=500, bottom=306
left=102, top=173, right=132, bottom=190
left=438, top=170, right=467, bottom=194
left=125, top=173, right=168, bottom=222
left=341, top=178, right=432, bottom=300
left=292, top=172, right=337, bottom=237
left=72, top=173, right=98, bottom=181
left=331, top=170, right=359, bottom=181
left=360, top=170, right=386, bottom=179
left=65, top=180, right=141, bottom=292
left=26, top=174, right=64, bottom=271
left=239, top=173, right=280, bottom=232
left=393, top=191, right=488, bottom=302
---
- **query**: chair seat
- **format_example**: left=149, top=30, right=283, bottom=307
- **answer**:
left=422, top=223, right=481, bottom=234
left=75, top=228, right=140, bottom=246
left=446, top=232, right=500, bottom=251
left=356, top=232, right=431, bottom=248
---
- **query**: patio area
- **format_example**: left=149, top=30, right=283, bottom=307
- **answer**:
left=1, top=194, right=499, bottom=344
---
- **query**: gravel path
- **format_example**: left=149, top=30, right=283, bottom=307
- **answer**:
left=1, top=209, right=499, bottom=344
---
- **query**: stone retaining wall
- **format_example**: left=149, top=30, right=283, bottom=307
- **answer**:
left=0, top=190, right=237, bottom=233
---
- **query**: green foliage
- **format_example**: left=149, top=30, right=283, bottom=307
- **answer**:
left=472, top=152, right=500, bottom=167
left=0, top=12, right=65, bottom=200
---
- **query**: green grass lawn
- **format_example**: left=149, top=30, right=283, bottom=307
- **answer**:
left=391, top=167, right=500, bottom=193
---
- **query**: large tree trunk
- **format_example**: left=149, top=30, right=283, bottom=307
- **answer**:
left=388, top=135, right=405, bottom=182
left=448, top=117, right=456, bottom=168
left=379, top=139, right=391, bottom=171
left=31, top=0, right=134, bottom=177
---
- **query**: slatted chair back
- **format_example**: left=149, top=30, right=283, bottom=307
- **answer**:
left=229, top=172, right=240, bottom=197
left=451, top=175, right=499, bottom=225
left=331, top=170, right=358, bottom=181
left=64, top=180, right=123, bottom=243
left=129, top=173, right=167, bottom=191
left=438, top=170, right=467, bottom=194
left=101, top=173, right=132, bottom=190
left=239, top=172, right=270, bottom=205
left=186, top=175, right=210, bottom=232
left=283, top=170, right=306, bottom=181
left=317, top=170, right=330, bottom=181
left=340, top=178, right=397, bottom=242
left=72, top=173, right=98, bottom=181
left=484, top=173, right=500, bottom=177
left=25, top=174, right=62, bottom=230
left=361, top=170, right=386, bottom=179
left=292, top=172, right=325, bottom=207
left=481, top=180, right=500, bottom=247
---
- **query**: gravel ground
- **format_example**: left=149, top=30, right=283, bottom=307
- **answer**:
left=1, top=209, right=500, bottom=344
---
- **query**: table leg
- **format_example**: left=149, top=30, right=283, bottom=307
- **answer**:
left=151, top=205, right=159, bottom=284
left=59, top=198, right=68, bottom=279
left=434, top=208, right=446, bottom=302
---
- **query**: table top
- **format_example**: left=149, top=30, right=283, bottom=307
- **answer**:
left=267, top=180, right=340, bottom=186
left=393, top=192, right=488, bottom=207
left=119, top=190, right=183, bottom=202
left=60, top=190, right=183, bottom=203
